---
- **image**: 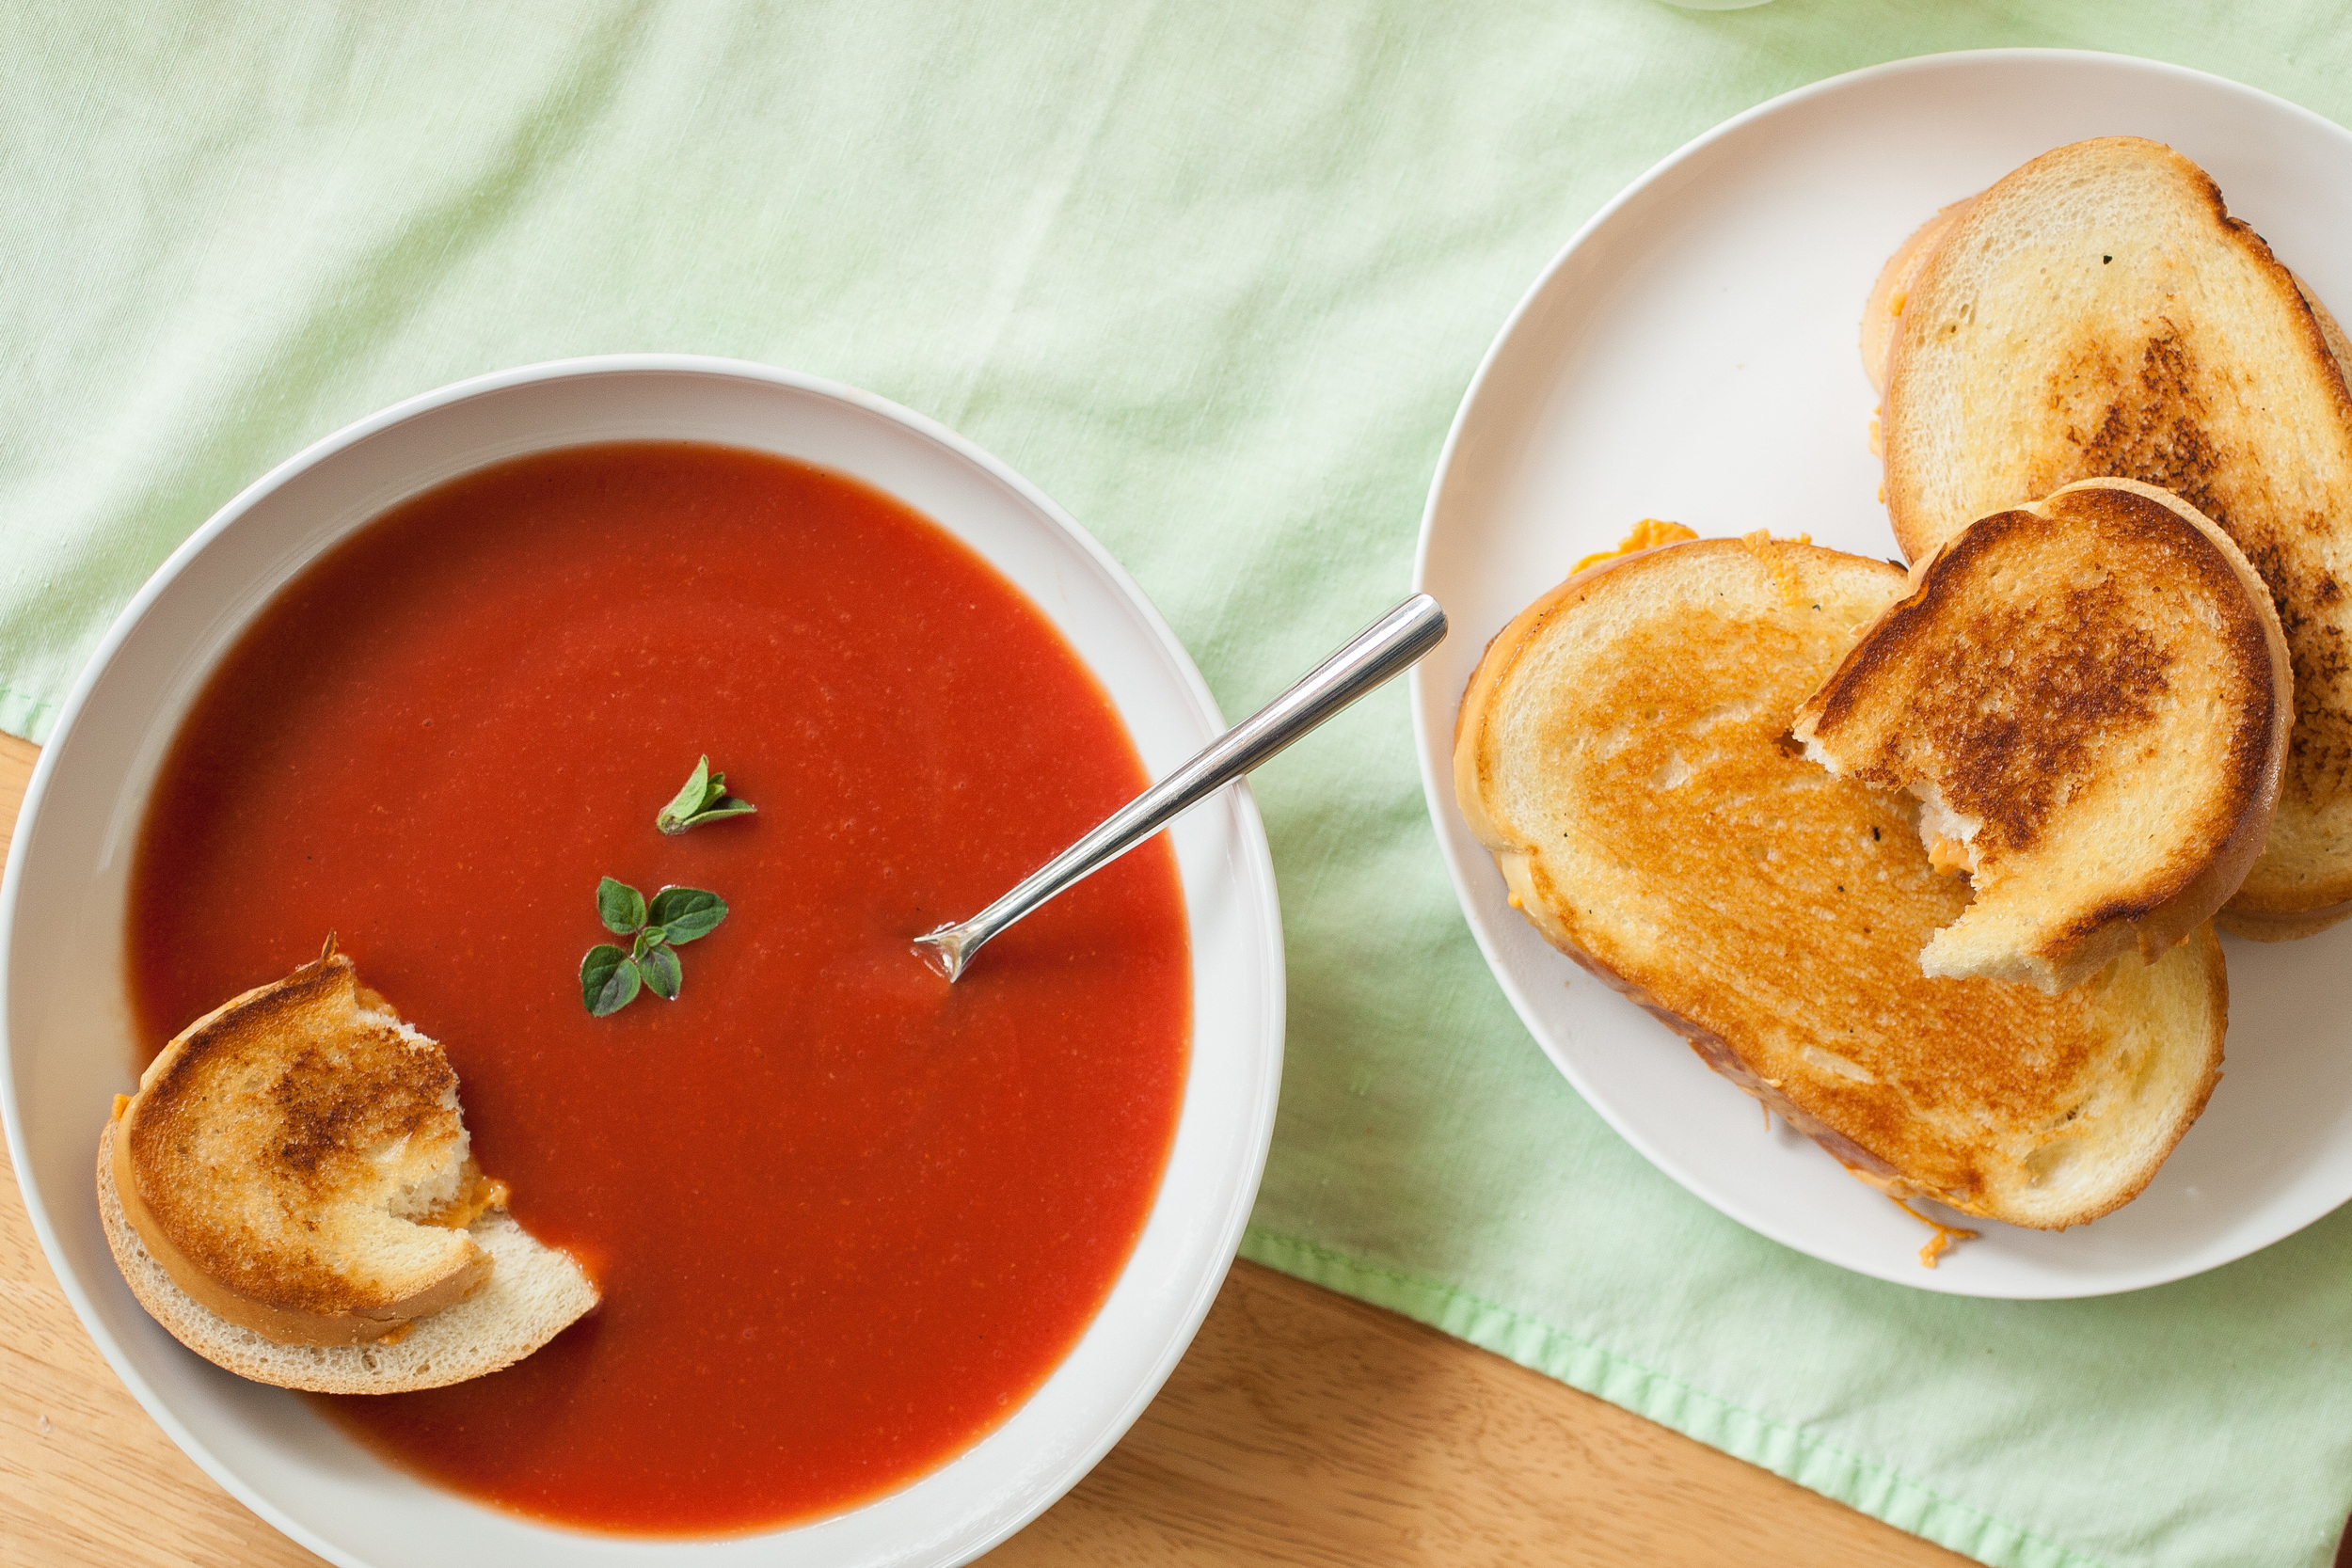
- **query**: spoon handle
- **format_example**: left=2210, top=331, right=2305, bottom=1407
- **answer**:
left=919, top=593, right=1448, bottom=980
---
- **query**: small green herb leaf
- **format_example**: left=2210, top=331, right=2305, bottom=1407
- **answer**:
left=656, top=755, right=758, bottom=834
left=581, top=943, right=641, bottom=1015
left=638, top=943, right=683, bottom=1000
left=657, top=755, right=713, bottom=828
left=648, top=885, right=727, bottom=942
left=597, top=876, right=647, bottom=935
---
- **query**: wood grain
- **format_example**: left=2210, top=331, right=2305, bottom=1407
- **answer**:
left=0, top=730, right=1963, bottom=1567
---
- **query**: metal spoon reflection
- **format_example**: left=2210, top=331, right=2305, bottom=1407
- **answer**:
left=914, top=594, right=1447, bottom=982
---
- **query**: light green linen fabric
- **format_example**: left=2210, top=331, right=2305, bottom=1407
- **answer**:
left=7, top=4, right=2349, bottom=1562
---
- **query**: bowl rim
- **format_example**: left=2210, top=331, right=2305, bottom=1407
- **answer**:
left=0, top=353, right=1285, bottom=1564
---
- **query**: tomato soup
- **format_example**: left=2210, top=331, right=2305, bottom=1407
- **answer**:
left=125, top=443, right=1191, bottom=1534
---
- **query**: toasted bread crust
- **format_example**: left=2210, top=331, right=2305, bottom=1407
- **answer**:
left=1456, top=538, right=2226, bottom=1229
left=1795, top=480, right=2290, bottom=990
left=99, top=1125, right=597, bottom=1392
left=2217, top=897, right=2352, bottom=942
left=1862, top=198, right=1975, bottom=396
left=1880, top=137, right=2352, bottom=925
left=119, top=950, right=488, bottom=1341
left=1539, top=904, right=2224, bottom=1227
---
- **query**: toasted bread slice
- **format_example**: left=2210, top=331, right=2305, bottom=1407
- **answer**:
left=1455, top=537, right=2226, bottom=1229
left=99, top=945, right=596, bottom=1390
left=1791, top=480, right=2290, bottom=992
left=1874, top=136, right=2352, bottom=934
left=98, top=1136, right=597, bottom=1393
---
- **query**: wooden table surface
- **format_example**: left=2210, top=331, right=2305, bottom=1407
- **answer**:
left=0, top=729, right=1969, bottom=1567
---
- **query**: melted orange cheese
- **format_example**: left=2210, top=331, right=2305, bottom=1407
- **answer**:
left=1571, top=517, right=1697, bottom=575
left=1739, top=529, right=1816, bottom=606
left=424, top=1167, right=512, bottom=1232
left=1927, top=834, right=1972, bottom=877
left=1893, top=1196, right=1979, bottom=1268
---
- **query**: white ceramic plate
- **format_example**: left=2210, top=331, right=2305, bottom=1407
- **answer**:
left=0, top=358, right=1286, bottom=1565
left=1411, top=51, right=2352, bottom=1298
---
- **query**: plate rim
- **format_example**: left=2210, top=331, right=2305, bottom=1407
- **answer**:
left=0, top=354, right=1287, bottom=1564
left=1407, top=47, right=2352, bottom=1299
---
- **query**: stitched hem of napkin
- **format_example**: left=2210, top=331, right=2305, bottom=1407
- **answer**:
left=0, top=682, right=57, bottom=746
left=1237, top=1227, right=2106, bottom=1568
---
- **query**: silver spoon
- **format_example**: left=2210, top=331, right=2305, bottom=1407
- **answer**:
left=914, top=593, right=1448, bottom=981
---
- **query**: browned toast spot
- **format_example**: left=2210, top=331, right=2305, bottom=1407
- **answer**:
left=2034, top=330, right=2231, bottom=530
left=2018, top=323, right=2352, bottom=802
left=1916, top=571, right=2169, bottom=856
left=2247, top=537, right=2352, bottom=802
left=267, top=1037, right=458, bottom=1191
left=1837, top=569, right=2174, bottom=856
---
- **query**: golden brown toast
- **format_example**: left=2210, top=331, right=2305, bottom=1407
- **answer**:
left=99, top=944, right=596, bottom=1391
left=1454, top=537, right=2226, bottom=1230
left=1872, top=136, right=2352, bottom=935
left=1792, top=480, right=2290, bottom=992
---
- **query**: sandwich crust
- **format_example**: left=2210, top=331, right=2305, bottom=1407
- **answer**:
left=1792, top=479, right=2291, bottom=991
left=1455, top=538, right=2226, bottom=1230
left=1876, top=136, right=2352, bottom=929
left=98, top=1124, right=597, bottom=1394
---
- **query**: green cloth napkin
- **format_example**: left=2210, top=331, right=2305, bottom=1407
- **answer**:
left=8, top=5, right=2349, bottom=1563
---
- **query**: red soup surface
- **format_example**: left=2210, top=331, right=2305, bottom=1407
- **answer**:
left=126, top=443, right=1191, bottom=1534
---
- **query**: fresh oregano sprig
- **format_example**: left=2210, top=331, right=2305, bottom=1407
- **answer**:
left=656, top=755, right=757, bottom=834
left=580, top=876, right=728, bottom=1015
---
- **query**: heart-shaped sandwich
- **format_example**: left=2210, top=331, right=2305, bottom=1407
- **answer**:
left=1454, top=534, right=2225, bottom=1229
